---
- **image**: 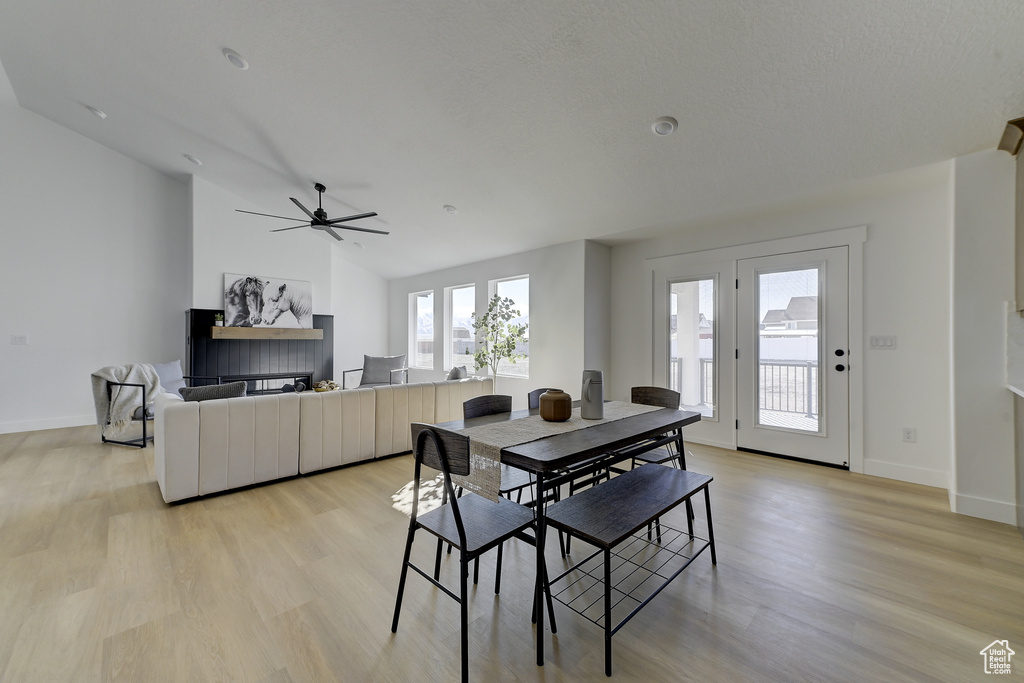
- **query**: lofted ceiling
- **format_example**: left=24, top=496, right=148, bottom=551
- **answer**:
left=2, top=1, right=1024, bottom=279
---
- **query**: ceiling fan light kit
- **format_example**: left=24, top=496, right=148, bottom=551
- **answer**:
left=236, top=182, right=386, bottom=241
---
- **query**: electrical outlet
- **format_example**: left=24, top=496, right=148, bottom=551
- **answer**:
left=902, top=427, right=917, bottom=443
left=10, top=334, right=28, bottom=345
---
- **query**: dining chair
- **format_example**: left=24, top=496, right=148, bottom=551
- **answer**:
left=526, top=387, right=556, bottom=411
left=628, top=385, right=692, bottom=537
left=462, top=395, right=532, bottom=502
left=391, top=423, right=550, bottom=683
left=628, top=386, right=687, bottom=470
left=460, top=394, right=565, bottom=582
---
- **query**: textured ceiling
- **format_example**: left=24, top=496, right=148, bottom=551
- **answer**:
left=2, top=1, right=1024, bottom=278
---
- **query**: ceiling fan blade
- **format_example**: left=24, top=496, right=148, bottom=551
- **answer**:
left=290, top=197, right=317, bottom=221
left=236, top=209, right=305, bottom=221
left=323, top=226, right=344, bottom=241
left=326, top=211, right=379, bottom=224
left=333, top=224, right=391, bottom=235
left=270, top=224, right=312, bottom=232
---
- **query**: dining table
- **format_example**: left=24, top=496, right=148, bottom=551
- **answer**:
left=436, top=400, right=702, bottom=666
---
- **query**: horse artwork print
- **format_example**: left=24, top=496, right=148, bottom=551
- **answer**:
left=224, top=276, right=268, bottom=326
left=223, top=273, right=313, bottom=329
left=262, top=283, right=313, bottom=328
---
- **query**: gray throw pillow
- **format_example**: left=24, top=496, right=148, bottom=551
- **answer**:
left=153, top=360, right=187, bottom=396
left=179, top=381, right=247, bottom=402
left=362, top=354, right=407, bottom=385
left=446, top=365, right=468, bottom=380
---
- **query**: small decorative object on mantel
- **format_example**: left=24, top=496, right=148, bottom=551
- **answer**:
left=213, top=313, right=224, bottom=327
left=539, top=389, right=572, bottom=422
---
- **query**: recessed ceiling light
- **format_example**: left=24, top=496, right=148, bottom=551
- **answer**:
left=443, top=204, right=458, bottom=214
left=183, top=154, right=202, bottom=166
left=652, top=116, right=677, bottom=136
left=222, top=48, right=249, bottom=70
left=85, top=105, right=107, bottom=119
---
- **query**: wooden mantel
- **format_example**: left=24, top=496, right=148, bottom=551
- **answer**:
left=210, top=327, right=323, bottom=340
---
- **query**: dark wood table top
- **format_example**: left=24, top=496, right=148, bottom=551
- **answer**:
left=438, top=404, right=701, bottom=474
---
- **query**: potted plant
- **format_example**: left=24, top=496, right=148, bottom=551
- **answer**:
left=213, top=313, right=224, bottom=327
left=472, top=294, right=528, bottom=393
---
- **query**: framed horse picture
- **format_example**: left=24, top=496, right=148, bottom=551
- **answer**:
left=223, top=273, right=313, bottom=329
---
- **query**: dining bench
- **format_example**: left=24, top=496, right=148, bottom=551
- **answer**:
left=543, top=464, right=716, bottom=677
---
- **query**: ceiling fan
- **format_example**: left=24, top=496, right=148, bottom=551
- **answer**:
left=236, top=182, right=387, bottom=241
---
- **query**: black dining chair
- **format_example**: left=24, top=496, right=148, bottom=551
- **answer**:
left=462, top=395, right=534, bottom=503
left=628, top=386, right=687, bottom=470
left=391, top=423, right=551, bottom=683
left=525, top=387, right=556, bottom=411
left=627, top=385, right=693, bottom=536
left=461, top=394, right=566, bottom=581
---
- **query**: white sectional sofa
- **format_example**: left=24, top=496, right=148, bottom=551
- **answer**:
left=154, top=377, right=492, bottom=503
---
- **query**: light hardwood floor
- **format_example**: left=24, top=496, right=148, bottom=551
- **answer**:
left=0, top=426, right=1022, bottom=682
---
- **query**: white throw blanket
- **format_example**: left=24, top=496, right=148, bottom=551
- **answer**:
left=91, top=364, right=162, bottom=437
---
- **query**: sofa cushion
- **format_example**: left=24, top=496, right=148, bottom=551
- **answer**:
left=179, top=381, right=247, bottom=402
left=362, top=354, right=407, bottom=385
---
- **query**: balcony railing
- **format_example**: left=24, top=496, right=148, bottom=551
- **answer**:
left=669, top=357, right=818, bottom=418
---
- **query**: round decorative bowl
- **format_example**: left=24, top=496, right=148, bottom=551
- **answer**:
left=539, top=389, right=572, bottom=422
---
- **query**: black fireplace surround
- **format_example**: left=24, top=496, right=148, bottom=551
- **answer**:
left=185, top=309, right=334, bottom=394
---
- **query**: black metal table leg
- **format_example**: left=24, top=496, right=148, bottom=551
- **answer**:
left=535, top=470, right=547, bottom=666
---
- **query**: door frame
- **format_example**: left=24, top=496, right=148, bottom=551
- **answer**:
left=647, top=226, right=866, bottom=474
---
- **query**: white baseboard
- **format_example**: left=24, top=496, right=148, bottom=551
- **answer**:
left=0, top=414, right=95, bottom=435
left=862, top=458, right=949, bottom=489
left=953, top=493, right=1019, bottom=525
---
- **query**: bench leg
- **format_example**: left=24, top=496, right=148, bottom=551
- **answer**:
left=704, top=487, right=717, bottom=565
left=604, top=547, right=613, bottom=677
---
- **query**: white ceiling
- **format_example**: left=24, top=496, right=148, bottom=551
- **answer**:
left=2, top=1, right=1024, bottom=279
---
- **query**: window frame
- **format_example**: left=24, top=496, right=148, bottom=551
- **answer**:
left=408, top=290, right=434, bottom=370
left=489, top=274, right=530, bottom=379
left=444, top=283, right=476, bottom=371
left=668, top=275, right=718, bottom=420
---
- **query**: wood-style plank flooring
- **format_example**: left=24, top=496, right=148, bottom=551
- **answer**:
left=0, top=426, right=1022, bottom=681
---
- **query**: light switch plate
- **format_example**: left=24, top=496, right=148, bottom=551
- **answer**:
left=869, top=335, right=896, bottom=350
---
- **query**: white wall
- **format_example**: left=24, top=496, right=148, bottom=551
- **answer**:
left=584, top=241, right=612, bottom=372
left=610, top=162, right=956, bottom=490
left=332, top=249, right=389, bottom=375
left=388, top=241, right=589, bottom=409
left=950, top=150, right=1016, bottom=524
left=0, top=96, right=190, bottom=432
left=190, top=176, right=332, bottom=312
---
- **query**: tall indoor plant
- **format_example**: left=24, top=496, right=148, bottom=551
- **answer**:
left=472, top=294, right=528, bottom=393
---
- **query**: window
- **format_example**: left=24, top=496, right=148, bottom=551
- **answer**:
left=669, top=277, right=715, bottom=418
left=446, top=284, right=475, bottom=371
left=493, top=276, right=529, bottom=378
left=409, top=290, right=434, bottom=369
